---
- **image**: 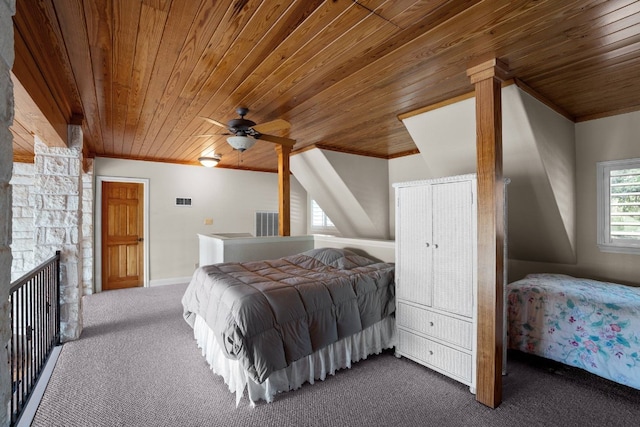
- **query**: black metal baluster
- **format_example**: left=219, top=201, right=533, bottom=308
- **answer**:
left=8, top=251, right=62, bottom=426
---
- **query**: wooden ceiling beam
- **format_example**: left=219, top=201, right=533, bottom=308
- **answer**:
left=12, top=71, right=66, bottom=149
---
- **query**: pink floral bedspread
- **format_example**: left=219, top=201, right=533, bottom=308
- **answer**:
left=507, top=273, right=640, bottom=389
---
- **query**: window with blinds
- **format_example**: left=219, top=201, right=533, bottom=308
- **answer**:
left=310, top=200, right=337, bottom=234
left=597, top=158, right=640, bottom=254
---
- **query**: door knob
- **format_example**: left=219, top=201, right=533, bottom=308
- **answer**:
left=137, top=237, right=144, bottom=242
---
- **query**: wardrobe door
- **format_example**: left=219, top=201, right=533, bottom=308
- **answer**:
left=396, top=185, right=432, bottom=307
left=431, top=180, right=474, bottom=317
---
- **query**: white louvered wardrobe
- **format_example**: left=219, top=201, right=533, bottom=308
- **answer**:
left=394, top=174, right=479, bottom=393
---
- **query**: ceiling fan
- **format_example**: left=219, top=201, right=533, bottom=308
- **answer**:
left=199, top=107, right=295, bottom=152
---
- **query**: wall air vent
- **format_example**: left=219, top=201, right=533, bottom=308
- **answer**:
left=175, top=197, right=192, bottom=207
left=256, top=211, right=278, bottom=237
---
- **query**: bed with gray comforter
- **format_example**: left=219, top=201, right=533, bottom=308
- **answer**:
left=182, top=247, right=395, bottom=384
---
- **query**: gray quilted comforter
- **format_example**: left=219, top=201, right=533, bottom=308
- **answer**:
left=182, top=248, right=395, bottom=383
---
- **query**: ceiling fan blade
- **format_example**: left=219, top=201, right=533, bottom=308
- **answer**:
left=198, top=116, right=227, bottom=128
left=256, top=133, right=296, bottom=147
left=192, top=133, right=230, bottom=137
left=252, top=119, right=291, bottom=134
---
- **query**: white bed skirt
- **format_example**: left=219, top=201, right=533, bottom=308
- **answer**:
left=193, top=314, right=397, bottom=406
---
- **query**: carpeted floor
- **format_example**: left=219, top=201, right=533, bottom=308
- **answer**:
left=31, top=283, right=640, bottom=427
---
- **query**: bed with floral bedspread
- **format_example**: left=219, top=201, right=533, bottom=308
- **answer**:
left=507, top=273, right=640, bottom=390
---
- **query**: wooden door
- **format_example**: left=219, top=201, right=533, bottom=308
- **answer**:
left=102, top=181, right=144, bottom=290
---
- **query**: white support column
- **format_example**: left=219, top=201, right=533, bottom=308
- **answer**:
left=0, top=0, right=16, bottom=424
left=33, top=124, right=84, bottom=342
left=81, top=159, right=94, bottom=295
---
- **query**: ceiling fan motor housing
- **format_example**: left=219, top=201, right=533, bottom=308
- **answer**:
left=199, top=106, right=293, bottom=151
left=227, top=117, right=256, bottom=135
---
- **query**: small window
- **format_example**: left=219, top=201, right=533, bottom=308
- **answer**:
left=597, top=158, right=640, bottom=254
left=310, top=200, right=337, bottom=234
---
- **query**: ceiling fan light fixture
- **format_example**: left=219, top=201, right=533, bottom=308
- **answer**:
left=198, top=155, right=221, bottom=167
left=227, top=135, right=256, bottom=152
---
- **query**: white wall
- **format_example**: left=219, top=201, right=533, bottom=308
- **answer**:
left=401, top=85, right=577, bottom=264
left=291, top=148, right=390, bottom=239
left=92, top=108, right=640, bottom=287
left=390, top=111, right=640, bottom=286
left=388, top=154, right=432, bottom=239
left=322, top=150, right=390, bottom=237
left=94, top=158, right=307, bottom=284
left=510, top=111, right=640, bottom=286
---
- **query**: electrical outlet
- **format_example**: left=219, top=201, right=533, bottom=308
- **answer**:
left=204, top=218, right=213, bottom=225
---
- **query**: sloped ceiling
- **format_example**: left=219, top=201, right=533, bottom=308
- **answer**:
left=402, top=85, right=576, bottom=264
left=290, top=148, right=390, bottom=239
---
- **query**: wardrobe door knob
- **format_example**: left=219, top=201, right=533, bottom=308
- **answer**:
left=429, top=321, right=434, bottom=327
left=429, top=350, right=434, bottom=356
left=425, top=242, right=430, bottom=247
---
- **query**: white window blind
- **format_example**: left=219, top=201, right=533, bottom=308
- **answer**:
left=597, top=158, right=640, bottom=254
left=310, top=200, right=337, bottom=234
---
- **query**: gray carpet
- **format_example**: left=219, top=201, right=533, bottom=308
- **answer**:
left=31, top=283, right=640, bottom=427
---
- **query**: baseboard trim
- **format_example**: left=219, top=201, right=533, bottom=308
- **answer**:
left=16, top=345, right=63, bottom=427
left=148, top=276, right=192, bottom=287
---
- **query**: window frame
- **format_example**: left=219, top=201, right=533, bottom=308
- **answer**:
left=596, top=157, right=640, bottom=255
left=309, top=199, right=338, bottom=235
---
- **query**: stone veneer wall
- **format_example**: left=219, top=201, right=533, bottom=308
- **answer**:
left=10, top=162, right=35, bottom=280
left=0, top=0, right=15, bottom=424
left=34, top=130, right=84, bottom=341
left=10, top=160, right=94, bottom=295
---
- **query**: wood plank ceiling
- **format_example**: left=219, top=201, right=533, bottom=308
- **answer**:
left=10, top=0, right=640, bottom=172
